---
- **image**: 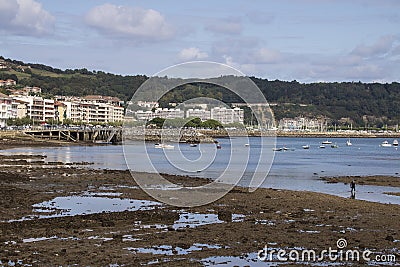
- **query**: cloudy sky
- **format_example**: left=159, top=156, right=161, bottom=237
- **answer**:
left=1, top=0, right=399, bottom=82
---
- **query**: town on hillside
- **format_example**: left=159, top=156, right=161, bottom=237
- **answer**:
left=0, top=80, right=124, bottom=128
left=1, top=79, right=399, bottom=135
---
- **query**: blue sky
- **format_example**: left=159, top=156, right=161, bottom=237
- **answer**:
left=1, top=0, right=399, bottom=82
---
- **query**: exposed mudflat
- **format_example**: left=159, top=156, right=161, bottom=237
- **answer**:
left=323, top=175, right=400, bottom=187
left=0, top=153, right=399, bottom=266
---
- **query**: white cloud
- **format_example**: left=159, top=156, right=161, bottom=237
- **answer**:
left=0, top=0, right=55, bottom=36
left=178, top=47, right=208, bottom=61
left=85, top=4, right=174, bottom=41
left=250, top=48, right=282, bottom=64
left=205, top=17, right=242, bottom=35
left=351, top=35, right=397, bottom=58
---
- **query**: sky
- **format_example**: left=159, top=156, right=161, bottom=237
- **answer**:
left=0, top=0, right=399, bottom=82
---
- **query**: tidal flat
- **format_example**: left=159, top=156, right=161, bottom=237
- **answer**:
left=0, top=152, right=399, bottom=266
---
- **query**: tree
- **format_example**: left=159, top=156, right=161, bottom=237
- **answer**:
left=184, top=117, right=202, bottom=128
left=7, top=116, right=33, bottom=126
left=201, top=119, right=222, bottom=129
left=147, top=117, right=166, bottom=128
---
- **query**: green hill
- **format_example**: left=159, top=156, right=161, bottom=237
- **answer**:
left=0, top=56, right=147, bottom=101
left=1, top=56, right=399, bottom=128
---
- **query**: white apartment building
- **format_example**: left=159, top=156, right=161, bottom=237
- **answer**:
left=63, top=101, right=82, bottom=122
left=0, top=93, right=12, bottom=127
left=0, top=93, right=124, bottom=126
left=278, top=117, right=325, bottom=132
left=211, top=107, right=244, bottom=124
left=135, top=107, right=244, bottom=124
left=135, top=110, right=156, bottom=121
left=186, top=109, right=211, bottom=121
left=12, top=96, right=55, bottom=122
left=29, top=97, right=55, bottom=122
left=62, top=100, right=124, bottom=124
left=10, top=100, right=28, bottom=119
left=136, top=101, right=159, bottom=109
left=110, top=105, right=124, bottom=122
left=154, top=108, right=184, bottom=119
left=82, top=95, right=123, bottom=106
left=135, top=108, right=185, bottom=121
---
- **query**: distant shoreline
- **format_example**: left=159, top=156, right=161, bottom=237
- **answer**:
left=206, top=129, right=400, bottom=138
left=275, top=131, right=400, bottom=138
left=1, top=130, right=399, bottom=148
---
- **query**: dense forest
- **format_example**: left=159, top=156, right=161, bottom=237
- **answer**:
left=1, top=56, right=400, bottom=127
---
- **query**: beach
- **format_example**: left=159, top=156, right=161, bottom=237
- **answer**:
left=0, top=149, right=399, bottom=266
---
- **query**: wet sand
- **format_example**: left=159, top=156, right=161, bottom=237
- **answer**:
left=323, top=175, right=400, bottom=187
left=0, top=133, right=80, bottom=150
left=0, top=153, right=399, bottom=266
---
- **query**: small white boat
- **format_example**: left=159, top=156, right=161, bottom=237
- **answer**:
left=346, top=139, right=352, bottom=146
left=155, top=143, right=175, bottom=149
left=322, top=140, right=332, bottom=145
left=331, top=143, right=338, bottom=148
left=302, top=145, right=310, bottom=149
left=94, top=141, right=112, bottom=144
left=393, top=140, right=398, bottom=147
left=380, top=141, right=392, bottom=147
left=319, top=145, right=326, bottom=149
left=244, top=143, right=250, bottom=147
left=190, top=144, right=198, bottom=147
left=273, top=148, right=283, bottom=151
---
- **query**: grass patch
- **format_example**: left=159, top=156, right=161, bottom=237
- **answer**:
left=0, top=69, right=31, bottom=80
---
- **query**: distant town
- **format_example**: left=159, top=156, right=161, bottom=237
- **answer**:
left=0, top=79, right=124, bottom=128
left=1, top=79, right=399, bottom=136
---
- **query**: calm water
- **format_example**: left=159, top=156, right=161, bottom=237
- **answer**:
left=5, top=137, right=400, bottom=204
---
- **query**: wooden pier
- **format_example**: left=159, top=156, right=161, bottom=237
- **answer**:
left=24, top=127, right=122, bottom=143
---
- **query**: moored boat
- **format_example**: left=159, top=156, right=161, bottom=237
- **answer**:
left=322, top=140, right=332, bottom=145
left=393, top=140, right=398, bottom=147
left=380, top=141, right=392, bottom=147
left=302, top=145, right=310, bottom=149
left=155, top=143, right=175, bottom=149
left=346, top=138, right=352, bottom=146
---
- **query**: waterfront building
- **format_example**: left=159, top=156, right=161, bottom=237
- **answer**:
left=186, top=109, right=211, bottom=121
left=278, top=117, right=326, bottom=132
left=154, top=108, right=184, bottom=119
left=210, top=107, right=244, bottom=124
left=135, top=108, right=184, bottom=120
left=135, top=110, right=156, bottom=121
left=12, top=95, right=55, bottom=123
left=61, top=98, right=124, bottom=124
left=0, top=93, right=12, bottom=127
left=9, top=95, right=124, bottom=124
left=10, top=100, right=28, bottom=119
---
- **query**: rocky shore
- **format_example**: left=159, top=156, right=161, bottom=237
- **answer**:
left=323, top=175, right=400, bottom=187
left=0, top=152, right=399, bottom=266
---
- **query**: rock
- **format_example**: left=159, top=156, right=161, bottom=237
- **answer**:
left=101, top=220, right=115, bottom=227
left=385, top=235, right=394, bottom=242
left=218, top=210, right=232, bottom=222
